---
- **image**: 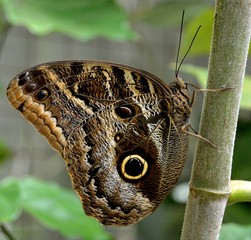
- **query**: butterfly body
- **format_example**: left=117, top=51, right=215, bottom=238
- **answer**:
left=7, top=61, right=191, bottom=225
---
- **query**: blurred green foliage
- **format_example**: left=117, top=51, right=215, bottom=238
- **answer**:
left=0, top=177, right=112, bottom=240
left=1, top=0, right=137, bottom=41
left=220, top=223, right=251, bottom=240
left=0, top=139, right=11, bottom=164
left=0, top=178, right=21, bottom=222
left=132, top=0, right=211, bottom=28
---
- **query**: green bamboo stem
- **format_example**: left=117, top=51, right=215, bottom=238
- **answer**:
left=181, top=1, right=251, bottom=239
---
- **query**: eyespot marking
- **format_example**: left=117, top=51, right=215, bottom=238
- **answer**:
left=34, top=88, right=50, bottom=101
left=118, top=154, right=148, bottom=181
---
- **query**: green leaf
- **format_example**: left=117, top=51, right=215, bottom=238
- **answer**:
left=0, top=178, right=22, bottom=222
left=241, top=75, right=251, bottom=110
left=219, top=223, right=251, bottom=240
left=2, top=0, right=137, bottom=41
left=0, top=177, right=111, bottom=238
left=180, top=64, right=251, bottom=110
left=19, top=177, right=111, bottom=240
left=183, top=8, right=251, bottom=56
left=182, top=8, right=214, bottom=56
left=134, top=0, right=209, bottom=28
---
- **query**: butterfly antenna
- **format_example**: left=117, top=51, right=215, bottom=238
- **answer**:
left=175, top=10, right=201, bottom=79
left=175, top=10, right=185, bottom=79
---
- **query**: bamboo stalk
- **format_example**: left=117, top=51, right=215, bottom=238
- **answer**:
left=181, top=1, right=251, bottom=239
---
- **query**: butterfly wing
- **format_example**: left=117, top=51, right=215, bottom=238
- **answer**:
left=7, top=61, right=190, bottom=225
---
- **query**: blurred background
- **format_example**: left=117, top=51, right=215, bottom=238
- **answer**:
left=0, top=0, right=250, bottom=240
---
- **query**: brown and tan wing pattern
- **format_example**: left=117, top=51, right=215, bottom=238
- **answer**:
left=6, top=61, right=191, bottom=225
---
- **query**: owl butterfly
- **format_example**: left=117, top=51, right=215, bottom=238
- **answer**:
left=6, top=61, right=191, bottom=225
left=6, top=13, right=200, bottom=225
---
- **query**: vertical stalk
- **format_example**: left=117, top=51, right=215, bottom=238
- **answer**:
left=181, top=1, right=251, bottom=239
left=0, top=1, right=11, bottom=58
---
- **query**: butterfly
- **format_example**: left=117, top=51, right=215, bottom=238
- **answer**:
left=6, top=60, right=192, bottom=225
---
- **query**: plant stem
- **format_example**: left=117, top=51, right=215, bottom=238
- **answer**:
left=0, top=1, right=11, bottom=58
left=228, top=180, right=251, bottom=205
left=181, top=1, right=251, bottom=239
left=0, top=224, right=17, bottom=240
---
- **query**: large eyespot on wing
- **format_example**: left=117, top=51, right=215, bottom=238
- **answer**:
left=118, top=154, right=149, bottom=181
left=113, top=107, right=189, bottom=205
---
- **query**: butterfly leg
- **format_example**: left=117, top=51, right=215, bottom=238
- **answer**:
left=181, top=123, right=216, bottom=147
